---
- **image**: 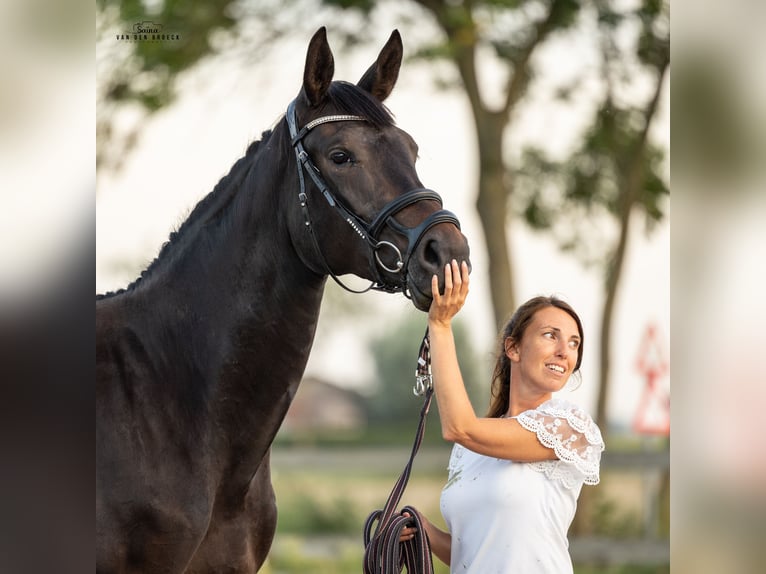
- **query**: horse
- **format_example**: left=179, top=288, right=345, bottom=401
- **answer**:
left=96, top=27, right=471, bottom=573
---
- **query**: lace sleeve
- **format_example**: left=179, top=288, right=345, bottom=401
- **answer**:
left=517, top=398, right=605, bottom=487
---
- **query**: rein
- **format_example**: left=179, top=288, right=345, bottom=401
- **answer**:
left=362, top=329, right=435, bottom=574
left=286, top=99, right=461, bottom=297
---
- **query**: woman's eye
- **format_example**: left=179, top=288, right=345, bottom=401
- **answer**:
left=543, top=332, right=554, bottom=339
left=330, top=151, right=350, bottom=164
left=569, top=340, right=580, bottom=349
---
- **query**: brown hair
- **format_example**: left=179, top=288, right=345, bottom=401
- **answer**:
left=486, top=296, right=584, bottom=418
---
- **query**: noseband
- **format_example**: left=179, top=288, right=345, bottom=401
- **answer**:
left=286, top=99, right=461, bottom=296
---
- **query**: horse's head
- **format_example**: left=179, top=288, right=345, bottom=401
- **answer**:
left=285, top=27, right=471, bottom=311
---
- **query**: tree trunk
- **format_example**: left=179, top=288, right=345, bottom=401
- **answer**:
left=573, top=60, right=667, bottom=536
left=414, top=0, right=570, bottom=329
left=596, top=207, right=631, bottom=432
left=596, top=57, right=669, bottom=434
left=476, top=111, right=516, bottom=327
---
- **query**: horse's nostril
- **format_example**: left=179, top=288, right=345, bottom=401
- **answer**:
left=423, top=239, right=440, bottom=268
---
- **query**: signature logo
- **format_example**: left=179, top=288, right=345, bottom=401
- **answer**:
left=132, top=21, right=163, bottom=34
left=116, top=21, right=180, bottom=42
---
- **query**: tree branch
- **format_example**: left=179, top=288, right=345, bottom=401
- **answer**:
left=413, top=0, right=484, bottom=112
left=502, top=0, right=571, bottom=116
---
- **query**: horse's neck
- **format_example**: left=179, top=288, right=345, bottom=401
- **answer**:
left=129, top=136, right=326, bottom=458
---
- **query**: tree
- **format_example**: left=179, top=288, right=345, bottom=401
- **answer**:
left=512, top=0, right=669, bottom=535
left=513, top=0, right=669, bottom=434
left=406, top=0, right=585, bottom=327
left=98, top=0, right=230, bottom=169
left=97, top=0, right=299, bottom=171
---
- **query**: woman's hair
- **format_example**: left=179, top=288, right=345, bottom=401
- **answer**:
left=486, top=296, right=584, bottom=418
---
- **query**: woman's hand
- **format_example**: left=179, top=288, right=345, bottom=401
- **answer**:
left=399, top=509, right=453, bottom=566
left=399, top=511, right=418, bottom=542
left=429, top=259, right=470, bottom=328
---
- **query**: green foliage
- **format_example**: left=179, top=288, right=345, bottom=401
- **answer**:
left=548, top=0, right=581, bottom=29
left=266, top=537, right=451, bottom=574
left=100, top=0, right=240, bottom=110
left=365, top=313, right=488, bottom=423
left=264, top=536, right=365, bottom=573
left=277, top=493, right=362, bottom=535
left=513, top=0, right=669, bottom=268
left=267, top=454, right=666, bottom=573
left=575, top=566, right=669, bottom=574
left=592, top=496, right=644, bottom=539
left=274, top=420, right=448, bottom=448
left=323, top=0, right=376, bottom=13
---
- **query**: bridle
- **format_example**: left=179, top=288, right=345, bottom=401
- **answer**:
left=286, top=99, right=461, bottom=297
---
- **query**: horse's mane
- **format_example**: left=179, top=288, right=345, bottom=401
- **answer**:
left=97, top=81, right=394, bottom=301
left=96, top=132, right=273, bottom=300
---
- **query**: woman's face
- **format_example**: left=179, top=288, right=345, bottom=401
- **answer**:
left=507, top=306, right=581, bottom=394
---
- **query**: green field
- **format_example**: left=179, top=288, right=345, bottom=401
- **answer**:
left=260, top=446, right=669, bottom=574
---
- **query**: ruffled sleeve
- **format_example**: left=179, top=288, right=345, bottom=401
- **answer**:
left=516, top=398, right=605, bottom=488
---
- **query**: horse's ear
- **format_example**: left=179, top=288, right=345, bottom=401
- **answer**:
left=357, top=30, right=402, bottom=102
left=303, top=27, right=335, bottom=107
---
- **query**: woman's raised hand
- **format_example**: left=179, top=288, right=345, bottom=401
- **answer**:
left=429, top=259, right=469, bottom=327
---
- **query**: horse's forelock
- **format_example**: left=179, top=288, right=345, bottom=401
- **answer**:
left=325, top=81, right=395, bottom=129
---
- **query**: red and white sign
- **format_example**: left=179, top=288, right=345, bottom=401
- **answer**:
left=633, top=323, right=670, bottom=436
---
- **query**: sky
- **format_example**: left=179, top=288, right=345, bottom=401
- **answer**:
left=95, top=24, right=669, bottom=430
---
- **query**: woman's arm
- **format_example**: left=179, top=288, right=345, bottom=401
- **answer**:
left=428, top=260, right=558, bottom=462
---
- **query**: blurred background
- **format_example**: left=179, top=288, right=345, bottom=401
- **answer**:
left=1, top=0, right=760, bottom=570
left=13, top=0, right=766, bottom=572
left=94, top=0, right=671, bottom=572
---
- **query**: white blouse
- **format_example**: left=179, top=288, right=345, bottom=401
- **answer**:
left=439, top=398, right=605, bottom=573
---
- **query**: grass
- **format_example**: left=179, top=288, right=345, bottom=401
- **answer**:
left=263, top=447, right=668, bottom=573
left=265, top=462, right=449, bottom=573
left=271, top=464, right=448, bottom=536
left=263, top=534, right=451, bottom=574
left=576, top=567, right=669, bottom=574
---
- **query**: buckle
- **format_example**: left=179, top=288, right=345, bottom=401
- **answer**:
left=413, top=374, right=432, bottom=396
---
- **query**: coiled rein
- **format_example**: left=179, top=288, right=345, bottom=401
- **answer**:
left=362, top=330, right=435, bottom=574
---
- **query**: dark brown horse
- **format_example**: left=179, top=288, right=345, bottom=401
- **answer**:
left=96, top=28, right=470, bottom=573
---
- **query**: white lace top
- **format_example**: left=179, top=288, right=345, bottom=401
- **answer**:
left=439, top=398, right=604, bottom=573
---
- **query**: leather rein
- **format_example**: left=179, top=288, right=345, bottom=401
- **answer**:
left=286, top=100, right=461, bottom=297
left=362, top=329, right=435, bottom=574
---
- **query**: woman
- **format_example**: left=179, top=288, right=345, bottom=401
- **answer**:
left=401, top=260, right=604, bottom=573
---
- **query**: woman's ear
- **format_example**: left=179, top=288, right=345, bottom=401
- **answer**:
left=504, top=337, right=519, bottom=362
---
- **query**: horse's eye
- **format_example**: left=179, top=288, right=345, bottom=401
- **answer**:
left=330, top=151, right=350, bottom=164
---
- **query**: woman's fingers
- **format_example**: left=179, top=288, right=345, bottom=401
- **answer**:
left=431, top=272, right=440, bottom=300
left=399, top=525, right=417, bottom=541
left=398, top=511, right=418, bottom=541
left=452, top=259, right=468, bottom=291
left=430, top=260, right=469, bottom=320
left=445, top=260, right=468, bottom=300
left=432, top=260, right=469, bottom=297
